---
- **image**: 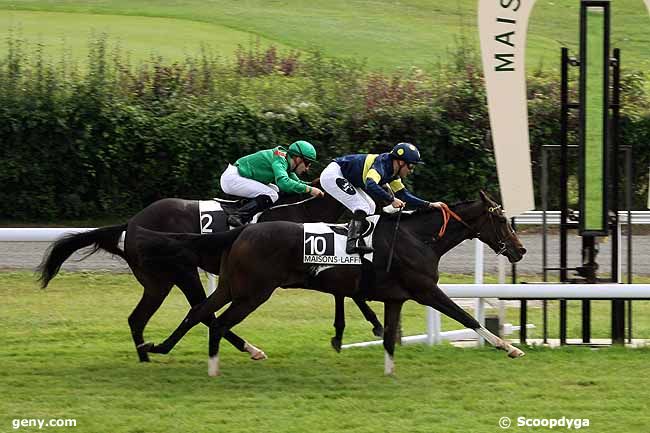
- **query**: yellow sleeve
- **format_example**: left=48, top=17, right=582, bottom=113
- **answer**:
left=365, top=169, right=382, bottom=184
left=388, top=178, right=405, bottom=192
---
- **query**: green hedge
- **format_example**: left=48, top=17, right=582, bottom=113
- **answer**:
left=1, top=37, right=648, bottom=220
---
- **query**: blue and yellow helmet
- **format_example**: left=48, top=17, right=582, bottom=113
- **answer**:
left=390, top=142, right=424, bottom=164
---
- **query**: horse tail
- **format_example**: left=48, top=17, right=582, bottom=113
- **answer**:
left=134, top=226, right=245, bottom=270
left=37, top=223, right=128, bottom=288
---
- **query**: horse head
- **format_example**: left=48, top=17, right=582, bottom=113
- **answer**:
left=472, top=191, right=526, bottom=263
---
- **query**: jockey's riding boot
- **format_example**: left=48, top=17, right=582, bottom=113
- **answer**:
left=227, top=195, right=273, bottom=227
left=346, top=210, right=374, bottom=255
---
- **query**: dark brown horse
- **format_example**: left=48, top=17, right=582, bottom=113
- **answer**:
left=135, top=191, right=527, bottom=376
left=37, top=182, right=382, bottom=362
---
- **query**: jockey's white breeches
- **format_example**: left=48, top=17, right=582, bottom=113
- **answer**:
left=220, top=164, right=280, bottom=202
left=320, top=161, right=376, bottom=215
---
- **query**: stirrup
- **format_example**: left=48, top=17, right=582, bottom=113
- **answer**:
left=346, top=239, right=374, bottom=255
left=227, top=215, right=246, bottom=227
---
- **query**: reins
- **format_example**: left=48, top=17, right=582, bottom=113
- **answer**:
left=435, top=203, right=509, bottom=255
left=436, top=203, right=473, bottom=239
left=385, top=207, right=403, bottom=272
left=386, top=200, right=510, bottom=270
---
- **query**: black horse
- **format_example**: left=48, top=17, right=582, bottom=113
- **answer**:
left=135, top=191, right=527, bottom=376
left=37, top=181, right=382, bottom=362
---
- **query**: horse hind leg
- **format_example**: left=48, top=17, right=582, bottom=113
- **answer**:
left=353, top=297, right=383, bottom=337
left=331, top=295, right=346, bottom=353
left=175, top=270, right=266, bottom=360
left=129, top=286, right=172, bottom=362
left=331, top=296, right=383, bottom=353
left=148, top=286, right=232, bottom=355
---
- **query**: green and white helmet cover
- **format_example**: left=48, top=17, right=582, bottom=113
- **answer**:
left=288, top=140, right=317, bottom=162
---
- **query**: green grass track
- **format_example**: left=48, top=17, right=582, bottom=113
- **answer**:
left=3, top=271, right=650, bottom=432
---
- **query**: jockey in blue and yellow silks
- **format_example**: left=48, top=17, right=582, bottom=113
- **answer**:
left=320, top=142, right=442, bottom=254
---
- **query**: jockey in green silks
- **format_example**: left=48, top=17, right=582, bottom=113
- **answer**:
left=220, top=140, right=324, bottom=227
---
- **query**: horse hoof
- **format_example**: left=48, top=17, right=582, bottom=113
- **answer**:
left=136, top=346, right=151, bottom=362
left=250, top=350, right=267, bottom=361
left=244, top=342, right=267, bottom=360
left=208, top=356, right=221, bottom=376
left=137, top=341, right=155, bottom=355
left=507, top=346, right=526, bottom=358
left=372, top=325, right=384, bottom=338
left=331, top=337, right=342, bottom=353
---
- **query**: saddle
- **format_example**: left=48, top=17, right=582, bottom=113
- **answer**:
left=213, top=197, right=253, bottom=221
left=329, top=220, right=373, bottom=238
left=199, top=197, right=261, bottom=233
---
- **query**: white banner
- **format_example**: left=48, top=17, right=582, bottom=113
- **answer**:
left=645, top=0, right=650, bottom=15
left=479, top=0, right=536, bottom=217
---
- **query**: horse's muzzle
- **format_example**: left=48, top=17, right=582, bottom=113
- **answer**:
left=507, top=247, right=526, bottom=263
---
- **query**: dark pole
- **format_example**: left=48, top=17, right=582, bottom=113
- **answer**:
left=512, top=216, right=518, bottom=285
left=611, top=47, right=625, bottom=344
left=560, top=47, right=570, bottom=345
left=542, top=145, right=548, bottom=283
left=626, top=147, right=633, bottom=342
left=560, top=48, right=569, bottom=285
left=542, top=146, right=549, bottom=344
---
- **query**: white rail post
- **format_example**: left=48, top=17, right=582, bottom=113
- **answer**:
left=475, top=239, right=485, bottom=346
left=426, top=307, right=441, bottom=345
left=617, top=221, right=622, bottom=283
left=498, top=254, right=507, bottom=337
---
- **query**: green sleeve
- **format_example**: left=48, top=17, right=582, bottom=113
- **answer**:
left=289, top=172, right=310, bottom=185
left=271, top=156, right=309, bottom=194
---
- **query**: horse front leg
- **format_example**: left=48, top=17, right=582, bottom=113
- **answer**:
left=331, top=295, right=346, bottom=353
left=353, top=297, right=384, bottom=337
left=409, top=278, right=525, bottom=359
left=475, top=328, right=525, bottom=358
left=382, top=301, right=404, bottom=375
left=207, top=290, right=275, bottom=377
left=429, top=289, right=524, bottom=358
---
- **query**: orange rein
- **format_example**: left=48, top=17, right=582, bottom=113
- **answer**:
left=436, top=203, right=466, bottom=239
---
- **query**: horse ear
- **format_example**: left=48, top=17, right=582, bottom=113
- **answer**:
left=479, top=190, right=497, bottom=206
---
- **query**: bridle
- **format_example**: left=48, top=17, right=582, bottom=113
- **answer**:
left=484, top=205, right=509, bottom=255
left=434, top=202, right=511, bottom=256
